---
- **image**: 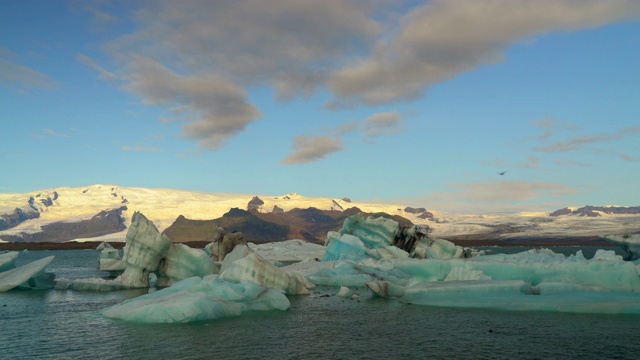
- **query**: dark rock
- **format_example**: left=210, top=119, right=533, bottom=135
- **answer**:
left=272, top=205, right=284, bottom=213
left=0, top=207, right=41, bottom=231
left=342, top=197, right=351, bottom=203
left=549, top=208, right=571, bottom=217
left=247, top=196, right=264, bottom=212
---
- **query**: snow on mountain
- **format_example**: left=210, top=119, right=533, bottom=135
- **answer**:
left=0, top=184, right=434, bottom=242
left=1, top=184, right=639, bottom=243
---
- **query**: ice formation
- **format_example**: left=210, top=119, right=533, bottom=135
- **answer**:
left=101, top=275, right=290, bottom=323
left=97, top=242, right=125, bottom=276
left=59, top=212, right=217, bottom=290
left=0, top=254, right=55, bottom=291
left=603, top=233, right=640, bottom=260
left=323, top=213, right=471, bottom=262
left=219, top=246, right=314, bottom=295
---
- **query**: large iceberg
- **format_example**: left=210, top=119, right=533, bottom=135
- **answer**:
left=323, top=213, right=470, bottom=262
left=101, top=275, right=290, bottom=323
left=0, top=254, right=55, bottom=291
left=97, top=242, right=126, bottom=276
left=58, top=212, right=217, bottom=290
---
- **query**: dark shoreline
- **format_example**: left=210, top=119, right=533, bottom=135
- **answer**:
left=0, top=237, right=618, bottom=251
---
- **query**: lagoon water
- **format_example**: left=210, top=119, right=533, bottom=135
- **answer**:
left=1, top=248, right=639, bottom=360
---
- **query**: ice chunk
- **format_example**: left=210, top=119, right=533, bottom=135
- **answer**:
left=117, top=212, right=171, bottom=288
left=307, top=259, right=411, bottom=288
left=0, top=251, right=19, bottom=272
left=322, top=232, right=368, bottom=261
left=97, top=242, right=125, bottom=276
left=156, top=243, right=216, bottom=287
left=338, top=214, right=398, bottom=248
left=101, top=275, right=290, bottom=323
left=602, top=234, right=640, bottom=260
left=0, top=256, right=55, bottom=291
left=248, top=239, right=325, bottom=264
left=220, top=251, right=313, bottom=295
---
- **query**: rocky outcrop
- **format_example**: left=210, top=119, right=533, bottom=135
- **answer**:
left=247, top=196, right=264, bottom=212
left=0, top=208, right=40, bottom=231
left=163, top=207, right=414, bottom=244
left=404, top=207, right=436, bottom=221
left=550, top=206, right=640, bottom=217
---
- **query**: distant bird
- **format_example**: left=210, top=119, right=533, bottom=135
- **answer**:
left=498, top=171, right=507, bottom=176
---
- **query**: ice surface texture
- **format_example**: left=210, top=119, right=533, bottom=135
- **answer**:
left=0, top=254, right=54, bottom=291
left=102, top=275, right=290, bottom=323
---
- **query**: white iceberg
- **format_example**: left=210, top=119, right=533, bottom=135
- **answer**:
left=101, top=275, right=290, bottom=323
left=219, top=246, right=314, bottom=295
left=0, top=251, right=19, bottom=272
left=0, top=255, right=55, bottom=291
left=603, top=233, right=640, bottom=260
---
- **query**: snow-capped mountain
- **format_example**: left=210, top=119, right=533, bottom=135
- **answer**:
left=1, top=184, right=639, bottom=244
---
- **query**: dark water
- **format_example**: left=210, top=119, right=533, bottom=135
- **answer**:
left=1, top=249, right=639, bottom=360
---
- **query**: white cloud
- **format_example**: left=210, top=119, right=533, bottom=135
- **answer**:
left=534, top=125, right=640, bottom=153
left=121, top=145, right=161, bottom=152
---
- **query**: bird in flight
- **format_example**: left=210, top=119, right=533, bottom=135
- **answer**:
left=498, top=171, right=507, bottom=176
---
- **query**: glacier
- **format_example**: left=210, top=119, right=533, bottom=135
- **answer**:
left=0, top=253, right=55, bottom=291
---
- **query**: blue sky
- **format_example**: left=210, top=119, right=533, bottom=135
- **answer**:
left=1, top=0, right=639, bottom=213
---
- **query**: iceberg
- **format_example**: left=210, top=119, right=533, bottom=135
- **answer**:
left=323, top=213, right=469, bottom=262
left=603, top=233, right=640, bottom=260
left=59, top=212, right=217, bottom=291
left=101, top=275, right=290, bottom=323
left=0, top=255, right=55, bottom=291
left=97, top=242, right=125, bottom=276
left=219, top=246, right=314, bottom=295
left=0, top=251, right=19, bottom=272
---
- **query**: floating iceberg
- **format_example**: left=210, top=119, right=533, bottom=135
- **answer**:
left=603, top=233, right=640, bottom=260
left=0, top=255, right=55, bottom=291
left=0, top=251, right=19, bottom=272
left=101, top=275, right=290, bottom=323
left=219, top=246, right=314, bottom=295
left=97, top=242, right=125, bottom=276
left=59, top=212, right=217, bottom=291
left=323, top=213, right=469, bottom=262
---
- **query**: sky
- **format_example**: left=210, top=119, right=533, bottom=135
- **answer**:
left=1, top=0, right=639, bottom=213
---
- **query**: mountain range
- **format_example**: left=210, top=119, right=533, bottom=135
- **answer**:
left=1, top=184, right=639, bottom=247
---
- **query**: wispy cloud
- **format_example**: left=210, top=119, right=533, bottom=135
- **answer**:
left=77, top=53, right=117, bottom=80
left=280, top=135, right=344, bottom=164
left=0, top=57, right=54, bottom=91
left=31, top=128, right=69, bottom=138
left=534, top=125, right=640, bottom=153
left=410, top=180, right=580, bottom=212
left=121, top=145, right=161, bottom=152
left=362, top=111, right=403, bottom=138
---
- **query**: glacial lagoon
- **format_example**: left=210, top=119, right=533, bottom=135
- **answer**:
left=1, top=248, right=639, bottom=360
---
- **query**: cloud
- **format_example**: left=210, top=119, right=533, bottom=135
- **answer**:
left=31, top=128, right=69, bottom=138
left=620, top=153, right=636, bottom=161
left=457, top=180, right=578, bottom=203
left=281, top=135, right=344, bottom=164
left=362, top=111, right=403, bottom=137
left=125, top=56, right=261, bottom=149
left=516, top=155, right=539, bottom=169
left=553, top=159, right=590, bottom=167
left=121, top=145, right=161, bottom=152
left=0, top=57, right=54, bottom=91
left=77, top=53, right=117, bottom=80
left=327, top=0, right=640, bottom=106
left=113, top=0, right=381, bottom=92
left=534, top=125, right=640, bottom=153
